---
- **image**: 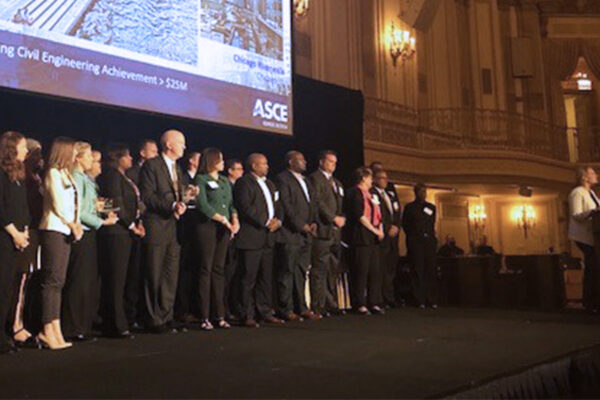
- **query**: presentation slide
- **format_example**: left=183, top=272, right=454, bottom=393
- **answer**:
left=0, top=0, right=293, bottom=135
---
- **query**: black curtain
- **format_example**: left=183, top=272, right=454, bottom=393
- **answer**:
left=0, top=75, right=363, bottom=184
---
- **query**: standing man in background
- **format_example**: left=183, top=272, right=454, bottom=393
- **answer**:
left=224, top=158, right=244, bottom=320
left=309, top=150, right=346, bottom=317
left=372, top=169, right=401, bottom=308
left=275, top=151, right=319, bottom=321
left=139, top=130, right=188, bottom=333
left=402, top=183, right=438, bottom=309
left=126, top=139, right=158, bottom=185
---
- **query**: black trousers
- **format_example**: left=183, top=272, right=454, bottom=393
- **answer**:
left=40, top=231, right=71, bottom=325
left=143, top=238, right=181, bottom=328
left=224, top=240, right=241, bottom=317
left=407, top=236, right=438, bottom=305
left=124, top=237, right=143, bottom=325
left=576, top=241, right=599, bottom=310
left=62, top=230, right=97, bottom=337
left=196, top=221, right=230, bottom=320
left=311, top=237, right=341, bottom=311
left=351, top=244, right=382, bottom=308
left=99, top=233, right=134, bottom=334
left=276, top=240, right=311, bottom=315
left=380, top=239, right=400, bottom=305
left=175, top=232, right=198, bottom=319
left=0, top=234, right=19, bottom=350
left=239, top=246, right=275, bottom=321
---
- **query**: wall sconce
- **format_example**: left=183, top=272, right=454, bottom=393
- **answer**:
left=469, top=204, right=487, bottom=233
left=513, top=205, right=536, bottom=238
left=293, top=0, right=309, bottom=18
left=388, top=21, right=416, bottom=66
left=574, top=72, right=592, bottom=91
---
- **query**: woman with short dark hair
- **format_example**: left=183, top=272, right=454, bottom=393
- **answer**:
left=97, top=144, right=145, bottom=338
left=343, top=167, right=384, bottom=315
left=0, top=131, right=30, bottom=354
left=194, top=148, right=239, bottom=330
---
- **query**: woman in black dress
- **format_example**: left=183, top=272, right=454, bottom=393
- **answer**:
left=0, top=131, right=31, bottom=354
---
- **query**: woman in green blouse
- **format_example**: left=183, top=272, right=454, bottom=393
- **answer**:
left=195, top=148, right=239, bottom=330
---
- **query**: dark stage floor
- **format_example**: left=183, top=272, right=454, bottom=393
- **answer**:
left=1, top=308, right=600, bottom=398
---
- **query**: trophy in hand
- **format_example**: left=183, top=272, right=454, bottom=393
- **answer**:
left=97, top=197, right=120, bottom=215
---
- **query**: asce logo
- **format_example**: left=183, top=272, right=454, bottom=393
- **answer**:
left=253, top=99, right=288, bottom=122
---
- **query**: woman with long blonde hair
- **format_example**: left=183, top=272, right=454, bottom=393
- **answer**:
left=38, top=137, right=83, bottom=350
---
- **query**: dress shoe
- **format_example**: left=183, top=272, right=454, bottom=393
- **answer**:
left=283, top=312, right=303, bottom=322
left=243, top=319, right=260, bottom=328
left=14, top=336, right=42, bottom=349
left=418, top=304, right=426, bottom=309
left=36, top=333, right=72, bottom=350
left=430, top=304, right=439, bottom=310
left=356, top=306, right=371, bottom=315
left=130, top=322, right=144, bottom=332
left=263, top=316, right=285, bottom=324
left=371, top=305, right=386, bottom=315
left=68, top=334, right=98, bottom=343
left=327, top=308, right=346, bottom=316
left=216, top=319, right=231, bottom=329
left=0, top=343, right=18, bottom=355
left=300, top=310, right=321, bottom=320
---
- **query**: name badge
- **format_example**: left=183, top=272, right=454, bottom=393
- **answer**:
left=393, top=202, right=400, bottom=212
left=423, top=207, right=433, bottom=216
left=339, top=187, right=344, bottom=197
left=274, top=191, right=280, bottom=201
left=207, top=181, right=219, bottom=189
left=371, top=194, right=380, bottom=205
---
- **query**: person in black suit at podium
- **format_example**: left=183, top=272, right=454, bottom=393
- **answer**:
left=275, top=151, right=319, bottom=321
left=139, top=130, right=188, bottom=333
left=402, top=183, right=438, bottom=309
left=309, top=150, right=346, bottom=317
left=371, top=169, right=401, bottom=308
left=233, top=153, right=283, bottom=327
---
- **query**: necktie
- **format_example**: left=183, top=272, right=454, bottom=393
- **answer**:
left=171, top=163, right=180, bottom=202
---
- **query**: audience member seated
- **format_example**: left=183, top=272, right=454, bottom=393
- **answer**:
left=476, top=235, right=497, bottom=256
left=437, top=235, right=464, bottom=257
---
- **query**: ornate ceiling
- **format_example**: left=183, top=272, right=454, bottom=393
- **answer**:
left=498, top=0, right=600, bottom=14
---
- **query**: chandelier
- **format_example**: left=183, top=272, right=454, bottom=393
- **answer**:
left=389, top=21, right=416, bottom=66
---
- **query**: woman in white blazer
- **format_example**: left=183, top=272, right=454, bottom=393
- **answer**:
left=38, top=137, right=83, bottom=350
left=568, top=165, right=600, bottom=312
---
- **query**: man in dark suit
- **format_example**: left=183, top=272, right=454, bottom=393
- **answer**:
left=402, top=183, right=438, bottom=309
left=309, top=150, right=345, bottom=317
left=139, top=130, right=188, bottom=333
left=126, top=139, right=158, bottom=185
left=233, top=153, right=283, bottom=327
left=224, top=158, right=244, bottom=320
left=275, top=151, right=319, bottom=321
left=372, top=169, right=402, bottom=308
left=175, top=151, right=201, bottom=323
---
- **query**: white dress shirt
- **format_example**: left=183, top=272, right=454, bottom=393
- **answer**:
left=291, top=170, right=310, bottom=202
left=162, top=153, right=177, bottom=182
left=375, top=187, right=393, bottom=214
left=255, top=174, right=275, bottom=224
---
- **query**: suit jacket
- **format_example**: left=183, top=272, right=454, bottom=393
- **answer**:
left=402, top=200, right=436, bottom=240
left=371, top=186, right=401, bottom=248
left=39, top=168, right=80, bottom=235
left=275, top=169, right=317, bottom=245
left=139, top=156, right=184, bottom=245
left=343, top=186, right=378, bottom=246
left=385, top=182, right=402, bottom=227
left=309, top=169, right=344, bottom=240
left=568, top=186, right=599, bottom=246
left=126, top=162, right=142, bottom=186
left=97, top=167, right=141, bottom=235
left=234, top=173, right=281, bottom=250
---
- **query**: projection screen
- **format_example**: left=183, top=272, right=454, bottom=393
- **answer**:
left=0, top=0, right=293, bottom=135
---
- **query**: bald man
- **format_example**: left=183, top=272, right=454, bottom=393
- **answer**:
left=139, top=130, right=188, bottom=333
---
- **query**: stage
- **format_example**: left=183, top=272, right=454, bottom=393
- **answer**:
left=1, top=308, right=600, bottom=398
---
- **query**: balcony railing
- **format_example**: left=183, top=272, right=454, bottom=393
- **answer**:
left=364, top=98, right=570, bottom=162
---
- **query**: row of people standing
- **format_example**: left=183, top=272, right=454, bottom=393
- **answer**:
left=0, top=128, right=439, bottom=353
